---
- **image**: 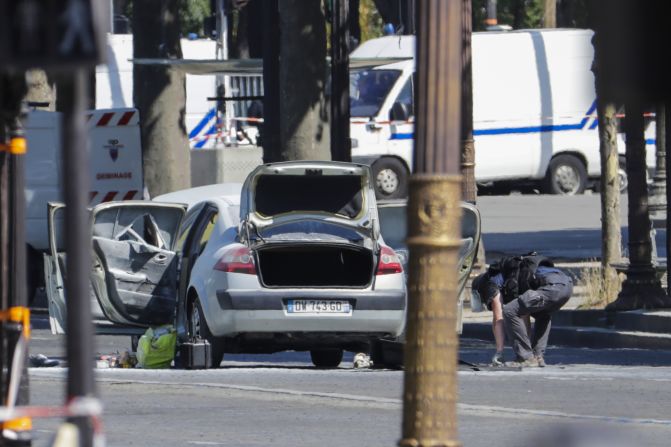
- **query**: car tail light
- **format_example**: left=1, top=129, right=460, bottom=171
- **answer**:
left=214, top=246, right=257, bottom=274
left=376, top=246, right=403, bottom=275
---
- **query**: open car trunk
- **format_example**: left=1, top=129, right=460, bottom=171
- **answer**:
left=256, top=244, right=374, bottom=288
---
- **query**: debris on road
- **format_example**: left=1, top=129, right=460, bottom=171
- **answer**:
left=353, top=352, right=373, bottom=369
left=29, top=354, right=59, bottom=368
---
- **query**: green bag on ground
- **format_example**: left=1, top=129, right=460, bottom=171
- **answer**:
left=136, top=325, right=177, bottom=369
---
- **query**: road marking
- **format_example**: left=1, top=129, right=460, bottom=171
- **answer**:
left=30, top=371, right=671, bottom=429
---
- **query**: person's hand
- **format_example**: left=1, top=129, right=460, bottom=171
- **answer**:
left=491, top=351, right=504, bottom=366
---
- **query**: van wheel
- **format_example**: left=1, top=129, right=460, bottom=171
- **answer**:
left=188, top=297, right=224, bottom=368
left=544, top=154, right=587, bottom=195
left=310, top=349, right=344, bottom=368
left=372, top=158, right=408, bottom=199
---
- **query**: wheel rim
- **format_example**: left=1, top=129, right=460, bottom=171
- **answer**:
left=553, top=165, right=581, bottom=195
left=376, top=168, right=399, bottom=194
left=190, top=303, right=202, bottom=339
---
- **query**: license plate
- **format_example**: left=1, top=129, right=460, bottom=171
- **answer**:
left=287, top=300, right=351, bottom=315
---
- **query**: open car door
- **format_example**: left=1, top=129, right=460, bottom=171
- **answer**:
left=372, top=200, right=481, bottom=367
left=456, top=203, right=482, bottom=334
left=45, top=201, right=187, bottom=334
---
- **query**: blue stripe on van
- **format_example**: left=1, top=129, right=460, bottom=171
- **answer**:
left=647, top=139, right=656, bottom=145
left=473, top=122, right=584, bottom=136
left=189, top=108, right=216, bottom=139
left=389, top=101, right=599, bottom=140
left=390, top=132, right=414, bottom=140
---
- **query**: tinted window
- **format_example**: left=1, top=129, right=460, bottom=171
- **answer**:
left=350, top=69, right=401, bottom=118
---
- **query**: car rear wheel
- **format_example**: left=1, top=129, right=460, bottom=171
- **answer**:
left=189, top=297, right=225, bottom=368
left=544, top=154, right=587, bottom=195
left=310, top=349, right=344, bottom=368
left=372, top=157, right=408, bottom=199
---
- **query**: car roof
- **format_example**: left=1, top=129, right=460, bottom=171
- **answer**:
left=153, top=183, right=243, bottom=208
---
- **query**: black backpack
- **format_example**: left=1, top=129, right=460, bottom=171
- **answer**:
left=492, top=253, right=554, bottom=303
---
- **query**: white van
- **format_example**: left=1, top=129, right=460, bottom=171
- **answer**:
left=25, top=108, right=143, bottom=302
left=349, top=29, right=655, bottom=198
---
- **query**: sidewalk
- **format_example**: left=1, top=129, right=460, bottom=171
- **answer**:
left=461, top=260, right=671, bottom=351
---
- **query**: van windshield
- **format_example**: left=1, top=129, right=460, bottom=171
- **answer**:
left=350, top=69, right=401, bottom=118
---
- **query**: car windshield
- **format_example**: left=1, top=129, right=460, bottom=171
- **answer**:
left=350, top=69, right=401, bottom=118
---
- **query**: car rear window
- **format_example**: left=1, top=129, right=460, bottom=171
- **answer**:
left=254, top=175, right=364, bottom=218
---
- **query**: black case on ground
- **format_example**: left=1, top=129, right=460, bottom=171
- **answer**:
left=179, top=340, right=212, bottom=369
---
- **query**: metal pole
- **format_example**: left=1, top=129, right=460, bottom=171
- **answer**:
left=608, top=102, right=671, bottom=310
left=649, top=105, right=666, bottom=217
left=6, top=105, right=32, bottom=447
left=485, top=0, right=497, bottom=28
left=0, top=106, right=9, bottom=447
left=1, top=75, right=31, bottom=447
left=61, top=69, right=97, bottom=447
left=401, top=1, right=462, bottom=446
left=330, top=0, right=351, bottom=162
left=461, top=0, right=476, bottom=203
left=666, top=102, right=671, bottom=295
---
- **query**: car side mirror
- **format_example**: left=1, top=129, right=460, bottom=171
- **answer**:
left=389, top=101, right=410, bottom=122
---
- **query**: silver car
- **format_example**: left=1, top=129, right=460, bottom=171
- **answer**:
left=46, top=161, right=407, bottom=368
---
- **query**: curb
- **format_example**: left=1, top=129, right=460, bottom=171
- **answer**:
left=462, top=322, right=671, bottom=351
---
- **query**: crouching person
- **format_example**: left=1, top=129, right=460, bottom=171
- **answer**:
left=473, top=255, right=573, bottom=367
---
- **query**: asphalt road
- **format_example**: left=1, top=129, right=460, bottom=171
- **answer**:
left=23, top=193, right=671, bottom=446
left=26, top=328, right=671, bottom=447
left=477, top=193, right=667, bottom=262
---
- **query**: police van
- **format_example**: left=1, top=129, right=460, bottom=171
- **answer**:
left=349, top=29, right=655, bottom=198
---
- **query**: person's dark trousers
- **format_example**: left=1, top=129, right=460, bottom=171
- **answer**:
left=503, top=275, right=573, bottom=360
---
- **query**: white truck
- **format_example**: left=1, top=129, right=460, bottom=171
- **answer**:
left=25, top=107, right=144, bottom=303
left=349, top=29, right=655, bottom=198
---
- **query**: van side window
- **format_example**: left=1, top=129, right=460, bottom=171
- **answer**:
left=395, top=77, right=414, bottom=118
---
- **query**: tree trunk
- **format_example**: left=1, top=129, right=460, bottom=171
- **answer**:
left=596, top=99, right=622, bottom=295
left=543, top=0, right=556, bottom=27
left=25, top=70, right=55, bottom=111
left=278, top=0, right=330, bottom=161
left=132, top=0, right=190, bottom=197
left=330, top=0, right=351, bottom=162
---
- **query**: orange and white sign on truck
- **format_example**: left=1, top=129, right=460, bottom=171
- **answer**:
left=25, top=107, right=144, bottom=303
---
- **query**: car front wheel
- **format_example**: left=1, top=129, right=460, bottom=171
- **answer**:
left=310, top=349, right=344, bottom=368
left=188, top=297, right=225, bottom=368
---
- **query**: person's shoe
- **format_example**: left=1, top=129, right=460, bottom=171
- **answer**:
left=507, top=356, right=539, bottom=368
left=535, top=355, right=546, bottom=367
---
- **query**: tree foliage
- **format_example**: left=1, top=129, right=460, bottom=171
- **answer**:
left=359, top=0, right=384, bottom=41
left=179, top=0, right=211, bottom=36
left=471, top=0, right=588, bottom=31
